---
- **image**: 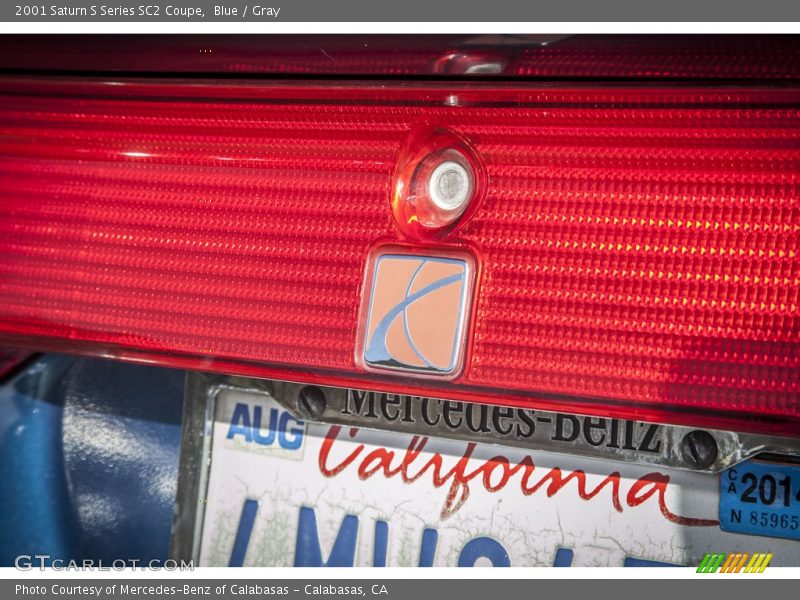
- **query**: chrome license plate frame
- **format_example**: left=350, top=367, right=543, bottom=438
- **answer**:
left=170, top=373, right=800, bottom=567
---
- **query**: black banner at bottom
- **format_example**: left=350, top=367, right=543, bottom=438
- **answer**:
left=4, top=578, right=795, bottom=600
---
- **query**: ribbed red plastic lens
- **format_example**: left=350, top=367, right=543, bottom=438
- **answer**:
left=0, top=77, right=797, bottom=435
left=1, top=35, right=799, bottom=80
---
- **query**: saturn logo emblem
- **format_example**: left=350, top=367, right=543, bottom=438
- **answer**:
left=359, top=252, right=474, bottom=377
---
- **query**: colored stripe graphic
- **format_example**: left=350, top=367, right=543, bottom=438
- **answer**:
left=709, top=553, right=725, bottom=573
left=720, top=554, right=736, bottom=572
left=745, top=553, right=773, bottom=573
left=758, top=554, right=773, bottom=573
left=698, top=552, right=772, bottom=573
left=734, top=553, right=749, bottom=573
left=696, top=553, right=714, bottom=572
left=697, top=553, right=725, bottom=573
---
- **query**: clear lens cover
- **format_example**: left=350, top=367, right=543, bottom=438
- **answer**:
left=391, top=126, right=486, bottom=240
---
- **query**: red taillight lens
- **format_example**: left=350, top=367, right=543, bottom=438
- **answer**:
left=1, top=35, right=799, bottom=80
left=0, top=78, right=797, bottom=435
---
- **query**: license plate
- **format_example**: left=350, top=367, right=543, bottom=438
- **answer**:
left=720, top=460, right=800, bottom=541
left=191, top=386, right=800, bottom=567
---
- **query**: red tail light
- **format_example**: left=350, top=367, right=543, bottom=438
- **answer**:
left=0, top=77, right=797, bottom=435
left=1, top=35, right=799, bottom=80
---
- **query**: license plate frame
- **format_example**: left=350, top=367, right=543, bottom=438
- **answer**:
left=170, top=372, right=800, bottom=567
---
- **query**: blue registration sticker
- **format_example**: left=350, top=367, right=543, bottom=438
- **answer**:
left=719, top=460, right=800, bottom=541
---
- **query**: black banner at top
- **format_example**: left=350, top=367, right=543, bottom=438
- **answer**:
left=3, top=0, right=800, bottom=22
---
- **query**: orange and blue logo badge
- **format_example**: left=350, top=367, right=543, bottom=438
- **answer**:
left=360, top=253, right=473, bottom=377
